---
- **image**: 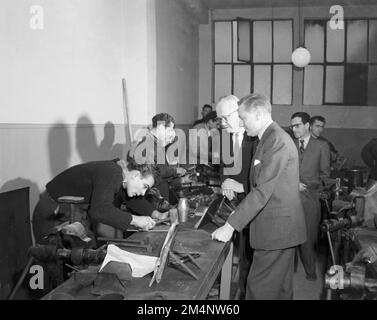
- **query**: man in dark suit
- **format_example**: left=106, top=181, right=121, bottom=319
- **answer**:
left=291, top=112, right=330, bottom=281
left=193, top=104, right=213, bottom=127
left=215, top=95, right=258, bottom=299
left=309, top=115, right=338, bottom=165
left=361, top=138, right=377, bottom=181
left=212, top=93, right=306, bottom=300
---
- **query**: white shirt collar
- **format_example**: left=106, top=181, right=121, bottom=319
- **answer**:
left=234, top=127, right=245, bottom=138
left=299, top=134, right=311, bottom=148
left=258, top=119, right=273, bottom=140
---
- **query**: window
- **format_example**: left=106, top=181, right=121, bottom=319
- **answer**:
left=213, top=19, right=293, bottom=105
left=303, top=19, right=377, bottom=106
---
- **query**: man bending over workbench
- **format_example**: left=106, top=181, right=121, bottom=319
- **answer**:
left=32, top=159, right=159, bottom=244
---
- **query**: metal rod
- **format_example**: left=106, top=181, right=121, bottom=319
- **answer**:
left=327, top=231, right=336, bottom=266
left=8, top=257, right=34, bottom=300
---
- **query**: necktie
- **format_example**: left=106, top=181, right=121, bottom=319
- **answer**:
left=299, top=139, right=305, bottom=154
left=233, top=133, right=242, bottom=159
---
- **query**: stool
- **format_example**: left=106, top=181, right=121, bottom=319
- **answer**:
left=57, top=196, right=87, bottom=224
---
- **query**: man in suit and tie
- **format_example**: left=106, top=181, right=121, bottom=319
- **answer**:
left=215, top=95, right=258, bottom=299
left=212, top=93, right=306, bottom=300
left=290, top=112, right=330, bottom=281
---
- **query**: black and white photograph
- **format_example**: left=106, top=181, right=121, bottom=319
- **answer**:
left=1, top=0, right=377, bottom=304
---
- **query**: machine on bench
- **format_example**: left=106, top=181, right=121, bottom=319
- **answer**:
left=320, top=171, right=377, bottom=300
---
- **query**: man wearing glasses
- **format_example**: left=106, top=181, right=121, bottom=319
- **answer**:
left=215, top=95, right=258, bottom=299
left=290, top=112, right=330, bottom=282
left=212, top=94, right=306, bottom=300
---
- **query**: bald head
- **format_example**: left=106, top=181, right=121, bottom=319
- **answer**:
left=215, top=95, right=239, bottom=117
left=215, top=95, right=241, bottom=133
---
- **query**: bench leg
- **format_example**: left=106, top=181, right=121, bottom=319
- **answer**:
left=220, top=242, right=233, bottom=300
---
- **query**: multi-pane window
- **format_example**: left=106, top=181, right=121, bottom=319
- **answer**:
left=213, top=19, right=293, bottom=105
left=303, top=19, right=377, bottom=106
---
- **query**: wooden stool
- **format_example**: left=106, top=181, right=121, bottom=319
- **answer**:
left=57, top=196, right=87, bottom=224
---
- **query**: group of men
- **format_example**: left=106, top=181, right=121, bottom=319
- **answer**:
left=34, top=92, right=339, bottom=300
left=33, top=113, right=187, bottom=245
left=206, top=94, right=334, bottom=300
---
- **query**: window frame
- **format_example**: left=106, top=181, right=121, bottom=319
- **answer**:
left=303, top=18, right=377, bottom=106
left=212, top=18, right=294, bottom=106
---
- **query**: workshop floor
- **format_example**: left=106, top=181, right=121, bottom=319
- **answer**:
left=209, top=248, right=328, bottom=300
left=293, top=252, right=326, bottom=300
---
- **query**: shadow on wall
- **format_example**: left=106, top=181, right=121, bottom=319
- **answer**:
left=48, top=122, right=71, bottom=177
left=76, top=116, right=126, bottom=163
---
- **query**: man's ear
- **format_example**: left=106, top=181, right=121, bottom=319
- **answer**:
left=131, top=171, right=140, bottom=179
left=305, top=122, right=310, bottom=131
left=255, top=109, right=262, bottom=120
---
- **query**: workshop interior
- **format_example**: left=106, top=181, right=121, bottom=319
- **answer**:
left=1, top=0, right=377, bottom=301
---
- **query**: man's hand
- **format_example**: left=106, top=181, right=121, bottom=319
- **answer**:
left=151, top=210, right=169, bottom=220
left=299, top=182, right=307, bottom=192
left=221, top=178, right=244, bottom=200
left=211, top=222, right=235, bottom=242
left=222, top=179, right=244, bottom=193
left=130, top=215, right=156, bottom=230
left=222, top=189, right=235, bottom=201
left=176, top=167, right=186, bottom=176
left=168, top=208, right=178, bottom=223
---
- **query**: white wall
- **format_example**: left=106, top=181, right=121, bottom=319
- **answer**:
left=0, top=0, right=156, bottom=126
left=198, top=23, right=212, bottom=114
left=155, top=0, right=200, bottom=124
left=0, top=0, right=158, bottom=226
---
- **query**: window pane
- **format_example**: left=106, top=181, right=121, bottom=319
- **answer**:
left=273, top=65, right=292, bottom=105
left=237, top=19, right=251, bottom=62
left=214, top=65, right=232, bottom=102
left=234, top=65, right=251, bottom=99
left=233, top=21, right=238, bottom=63
left=347, top=20, right=367, bottom=63
left=369, top=20, right=377, bottom=63
left=274, top=20, right=292, bottom=63
left=253, top=65, right=271, bottom=100
left=344, top=64, right=367, bottom=105
left=253, top=21, right=272, bottom=62
left=304, top=65, right=324, bottom=105
left=325, top=66, right=344, bottom=103
left=305, top=21, right=324, bottom=63
left=326, top=21, right=344, bottom=62
left=215, top=22, right=232, bottom=62
left=368, top=65, right=377, bottom=105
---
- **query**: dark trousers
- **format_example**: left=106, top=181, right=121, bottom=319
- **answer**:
left=246, top=247, right=295, bottom=300
left=238, top=226, right=253, bottom=299
left=32, top=191, right=60, bottom=244
left=298, top=189, right=321, bottom=276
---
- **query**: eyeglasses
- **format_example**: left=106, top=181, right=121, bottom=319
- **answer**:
left=220, top=110, right=238, bottom=123
left=289, top=123, right=303, bottom=130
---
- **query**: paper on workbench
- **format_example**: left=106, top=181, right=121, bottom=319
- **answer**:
left=100, top=244, right=158, bottom=278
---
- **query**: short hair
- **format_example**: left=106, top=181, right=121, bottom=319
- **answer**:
left=202, top=104, right=212, bottom=111
left=310, top=115, right=326, bottom=125
left=291, top=112, right=311, bottom=125
left=127, top=158, right=160, bottom=185
left=215, top=95, right=240, bottom=116
left=238, top=93, right=271, bottom=114
left=203, top=111, right=218, bottom=123
left=152, top=113, right=175, bottom=128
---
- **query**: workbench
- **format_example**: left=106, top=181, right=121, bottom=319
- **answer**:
left=42, top=216, right=234, bottom=300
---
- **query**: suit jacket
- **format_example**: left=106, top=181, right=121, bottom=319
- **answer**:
left=361, top=138, right=377, bottom=180
left=296, top=136, right=330, bottom=190
left=221, top=131, right=258, bottom=193
left=228, top=122, right=307, bottom=251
